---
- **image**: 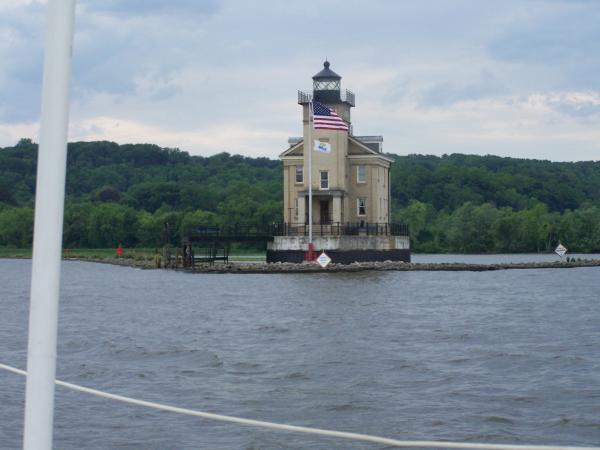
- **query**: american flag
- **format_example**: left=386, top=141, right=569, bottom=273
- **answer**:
left=312, top=101, right=349, bottom=131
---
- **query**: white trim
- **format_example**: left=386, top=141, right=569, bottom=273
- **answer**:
left=356, top=164, right=366, bottom=184
left=319, top=170, right=329, bottom=190
left=348, top=136, right=380, bottom=154
left=348, top=136, right=394, bottom=162
left=357, top=197, right=367, bottom=217
left=347, top=154, right=394, bottom=163
left=295, top=165, right=304, bottom=184
left=279, top=140, right=304, bottom=158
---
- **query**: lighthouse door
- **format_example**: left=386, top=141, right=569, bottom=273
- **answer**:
left=319, top=200, right=331, bottom=224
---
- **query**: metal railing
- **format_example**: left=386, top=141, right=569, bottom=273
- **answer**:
left=186, top=224, right=275, bottom=243
left=298, top=89, right=356, bottom=107
left=273, top=222, right=409, bottom=237
left=183, top=222, right=409, bottom=242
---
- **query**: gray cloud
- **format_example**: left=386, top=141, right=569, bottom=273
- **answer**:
left=1, top=0, right=600, bottom=160
left=546, top=94, right=600, bottom=119
left=419, top=70, right=507, bottom=108
left=0, top=2, right=45, bottom=122
left=80, top=0, right=220, bottom=17
left=487, top=0, right=600, bottom=91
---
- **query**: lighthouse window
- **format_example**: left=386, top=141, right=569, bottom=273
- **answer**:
left=357, top=165, right=366, bottom=183
left=320, top=171, right=329, bottom=190
left=295, top=165, right=303, bottom=183
left=314, top=80, right=340, bottom=91
left=357, top=198, right=367, bottom=216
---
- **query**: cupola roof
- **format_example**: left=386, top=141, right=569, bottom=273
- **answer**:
left=312, top=60, right=341, bottom=80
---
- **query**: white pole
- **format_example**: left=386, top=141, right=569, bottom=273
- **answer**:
left=23, top=1, right=76, bottom=449
left=307, top=101, right=313, bottom=246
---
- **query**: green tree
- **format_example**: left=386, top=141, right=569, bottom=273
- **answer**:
left=86, top=203, right=139, bottom=247
left=0, top=206, right=34, bottom=247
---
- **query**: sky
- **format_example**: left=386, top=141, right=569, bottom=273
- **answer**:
left=1, top=0, right=599, bottom=161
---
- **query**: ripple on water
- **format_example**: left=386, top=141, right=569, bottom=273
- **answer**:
left=285, top=371, right=310, bottom=380
left=551, top=416, right=600, bottom=429
left=256, top=325, right=291, bottom=333
left=484, top=416, right=515, bottom=425
left=326, top=403, right=375, bottom=412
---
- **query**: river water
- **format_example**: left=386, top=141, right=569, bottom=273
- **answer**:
left=1, top=259, right=599, bottom=449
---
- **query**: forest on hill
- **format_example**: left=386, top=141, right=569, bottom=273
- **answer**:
left=1, top=138, right=600, bottom=252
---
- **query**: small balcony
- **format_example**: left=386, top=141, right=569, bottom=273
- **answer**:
left=298, top=89, right=355, bottom=107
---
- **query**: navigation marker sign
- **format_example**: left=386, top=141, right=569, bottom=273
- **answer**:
left=316, top=251, right=331, bottom=268
left=555, top=243, right=567, bottom=257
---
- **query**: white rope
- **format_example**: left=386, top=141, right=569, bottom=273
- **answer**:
left=1, top=362, right=597, bottom=450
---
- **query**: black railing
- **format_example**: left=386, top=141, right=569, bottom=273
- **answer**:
left=343, top=90, right=355, bottom=107
left=297, top=89, right=356, bottom=107
left=186, top=224, right=275, bottom=243
left=184, top=222, right=409, bottom=243
left=298, top=90, right=312, bottom=105
left=272, top=222, right=409, bottom=237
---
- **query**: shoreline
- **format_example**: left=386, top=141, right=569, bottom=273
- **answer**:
left=62, top=257, right=600, bottom=273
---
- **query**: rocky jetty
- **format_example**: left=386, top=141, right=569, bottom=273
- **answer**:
left=75, top=257, right=600, bottom=273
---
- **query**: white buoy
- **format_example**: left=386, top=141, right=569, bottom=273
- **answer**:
left=23, top=1, right=76, bottom=449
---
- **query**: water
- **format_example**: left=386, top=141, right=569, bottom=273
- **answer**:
left=1, top=259, right=599, bottom=449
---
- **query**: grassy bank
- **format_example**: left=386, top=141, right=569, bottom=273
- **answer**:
left=0, top=247, right=266, bottom=262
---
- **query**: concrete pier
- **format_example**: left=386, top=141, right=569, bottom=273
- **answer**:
left=267, top=235, right=411, bottom=263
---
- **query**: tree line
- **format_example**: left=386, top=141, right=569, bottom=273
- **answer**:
left=1, top=138, right=600, bottom=252
left=393, top=201, right=600, bottom=253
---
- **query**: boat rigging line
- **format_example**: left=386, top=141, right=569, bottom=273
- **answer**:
left=1, top=362, right=598, bottom=450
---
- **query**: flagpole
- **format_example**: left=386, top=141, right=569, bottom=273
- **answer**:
left=307, top=101, right=313, bottom=259
left=23, top=1, right=76, bottom=449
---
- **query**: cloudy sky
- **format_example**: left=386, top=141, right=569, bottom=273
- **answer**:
left=1, top=0, right=599, bottom=161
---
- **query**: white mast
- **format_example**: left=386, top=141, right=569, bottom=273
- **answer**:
left=23, top=1, right=76, bottom=449
left=307, top=101, right=313, bottom=253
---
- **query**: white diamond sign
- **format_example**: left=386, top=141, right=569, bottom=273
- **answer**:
left=555, top=243, right=567, bottom=257
left=316, top=251, right=331, bottom=268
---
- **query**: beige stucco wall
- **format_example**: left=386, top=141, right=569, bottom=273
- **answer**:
left=284, top=153, right=390, bottom=224
left=302, top=104, right=348, bottom=193
left=283, top=156, right=304, bottom=223
left=282, top=104, right=391, bottom=225
left=345, top=152, right=390, bottom=223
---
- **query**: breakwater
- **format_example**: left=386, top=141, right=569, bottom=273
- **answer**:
left=75, top=257, right=600, bottom=273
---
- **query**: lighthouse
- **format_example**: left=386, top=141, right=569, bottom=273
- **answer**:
left=267, top=61, right=410, bottom=264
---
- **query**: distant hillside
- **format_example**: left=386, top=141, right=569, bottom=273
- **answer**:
left=390, top=153, right=600, bottom=213
left=1, top=139, right=599, bottom=252
left=0, top=138, right=281, bottom=210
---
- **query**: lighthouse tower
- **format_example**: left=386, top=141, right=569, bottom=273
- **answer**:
left=296, top=61, right=356, bottom=225
left=267, top=61, right=410, bottom=264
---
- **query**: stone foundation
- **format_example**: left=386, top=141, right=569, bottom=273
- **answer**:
left=266, top=235, right=411, bottom=264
